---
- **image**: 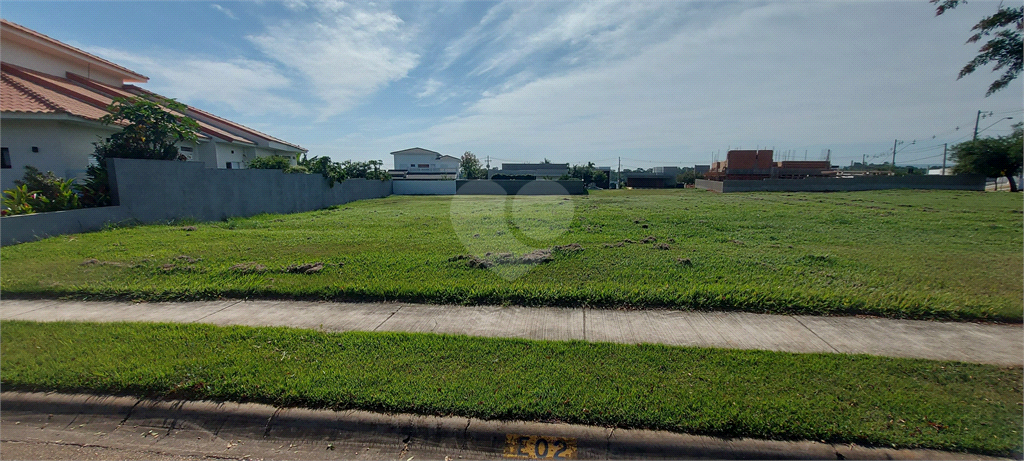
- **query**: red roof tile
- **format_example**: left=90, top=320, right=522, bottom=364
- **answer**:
left=1, top=69, right=110, bottom=120
left=1, top=73, right=58, bottom=114
left=124, top=85, right=306, bottom=152
left=1, top=62, right=259, bottom=145
left=65, top=73, right=256, bottom=145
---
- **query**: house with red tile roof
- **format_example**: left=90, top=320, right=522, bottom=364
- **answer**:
left=0, top=19, right=306, bottom=191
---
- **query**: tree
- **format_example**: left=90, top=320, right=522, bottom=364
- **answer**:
left=294, top=154, right=390, bottom=185
left=82, top=97, right=202, bottom=206
left=932, top=0, right=1023, bottom=96
left=562, top=162, right=609, bottom=188
left=460, top=151, right=487, bottom=179
left=949, top=123, right=1023, bottom=191
left=677, top=170, right=703, bottom=186
left=97, top=97, right=201, bottom=160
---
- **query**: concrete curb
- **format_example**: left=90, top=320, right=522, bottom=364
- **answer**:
left=1, top=392, right=1012, bottom=460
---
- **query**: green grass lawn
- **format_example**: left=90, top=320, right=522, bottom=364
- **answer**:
left=2, top=189, right=1021, bottom=321
left=2, top=321, right=1020, bottom=456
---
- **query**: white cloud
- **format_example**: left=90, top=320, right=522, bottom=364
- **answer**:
left=390, top=2, right=1021, bottom=163
left=211, top=4, right=238, bottom=20
left=416, top=78, right=443, bottom=99
left=281, top=0, right=308, bottom=11
left=80, top=46, right=303, bottom=117
left=247, top=3, right=419, bottom=119
left=441, top=2, right=693, bottom=77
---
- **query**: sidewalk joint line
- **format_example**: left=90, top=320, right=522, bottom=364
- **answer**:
left=374, top=305, right=402, bottom=331
left=191, top=300, right=243, bottom=323
left=791, top=316, right=840, bottom=353
left=583, top=308, right=587, bottom=341
left=2, top=302, right=54, bottom=318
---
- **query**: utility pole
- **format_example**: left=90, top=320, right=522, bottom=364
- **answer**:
left=826, top=149, right=830, bottom=165
left=617, top=157, right=621, bottom=189
left=973, top=110, right=983, bottom=141
left=891, top=139, right=898, bottom=173
left=942, top=143, right=947, bottom=175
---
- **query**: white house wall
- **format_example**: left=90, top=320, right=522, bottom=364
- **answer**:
left=0, top=39, right=126, bottom=87
left=194, top=141, right=220, bottom=169
left=207, top=143, right=297, bottom=169
left=0, top=118, right=117, bottom=190
left=394, top=152, right=459, bottom=174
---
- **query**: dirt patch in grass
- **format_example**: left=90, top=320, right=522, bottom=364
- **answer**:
left=229, top=262, right=268, bottom=274
left=553, top=243, right=584, bottom=253
left=451, top=245, right=583, bottom=268
left=286, top=262, right=324, bottom=274
left=80, top=259, right=133, bottom=268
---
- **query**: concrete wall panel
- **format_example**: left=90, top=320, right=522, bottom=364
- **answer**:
left=3, top=159, right=393, bottom=245
left=696, top=175, right=986, bottom=193
left=455, top=180, right=586, bottom=195
left=0, top=206, right=131, bottom=246
left=393, top=180, right=456, bottom=195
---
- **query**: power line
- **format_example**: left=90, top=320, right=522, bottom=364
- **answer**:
left=902, top=152, right=946, bottom=164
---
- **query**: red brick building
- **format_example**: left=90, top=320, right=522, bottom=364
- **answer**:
left=704, top=150, right=833, bottom=180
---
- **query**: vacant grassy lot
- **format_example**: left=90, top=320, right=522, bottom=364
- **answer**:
left=2, top=321, right=1021, bottom=456
left=2, top=189, right=1020, bottom=321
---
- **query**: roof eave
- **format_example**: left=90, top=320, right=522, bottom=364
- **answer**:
left=0, top=20, right=149, bottom=83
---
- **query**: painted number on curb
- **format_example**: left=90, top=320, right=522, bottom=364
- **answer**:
left=503, top=434, right=577, bottom=459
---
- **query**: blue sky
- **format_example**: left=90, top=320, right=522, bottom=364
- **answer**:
left=3, top=1, right=1021, bottom=170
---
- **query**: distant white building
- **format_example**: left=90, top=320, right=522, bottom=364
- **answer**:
left=389, top=147, right=460, bottom=179
left=0, top=19, right=306, bottom=190
left=489, top=163, right=569, bottom=179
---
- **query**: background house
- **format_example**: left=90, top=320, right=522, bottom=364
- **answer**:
left=389, top=147, right=460, bottom=179
left=624, top=166, right=679, bottom=188
left=0, top=19, right=306, bottom=191
left=488, top=163, right=569, bottom=179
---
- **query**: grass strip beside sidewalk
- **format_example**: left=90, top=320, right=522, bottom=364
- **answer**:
left=2, top=320, right=1021, bottom=456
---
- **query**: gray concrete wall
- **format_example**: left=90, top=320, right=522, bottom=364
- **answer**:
left=108, top=158, right=392, bottom=223
left=694, top=179, right=723, bottom=192
left=696, top=175, right=986, bottom=193
left=1, top=206, right=132, bottom=246
left=1, top=159, right=392, bottom=246
left=455, top=180, right=587, bottom=195
left=393, top=180, right=456, bottom=195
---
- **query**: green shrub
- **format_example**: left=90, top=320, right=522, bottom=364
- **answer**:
left=2, top=166, right=81, bottom=214
left=246, top=155, right=292, bottom=170
left=2, top=185, right=37, bottom=215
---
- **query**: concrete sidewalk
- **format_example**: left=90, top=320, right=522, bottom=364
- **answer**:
left=2, top=299, right=1020, bottom=365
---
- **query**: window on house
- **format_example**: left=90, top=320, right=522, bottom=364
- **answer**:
left=418, top=164, right=430, bottom=168
left=180, top=146, right=194, bottom=152
left=1, top=148, right=10, bottom=169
